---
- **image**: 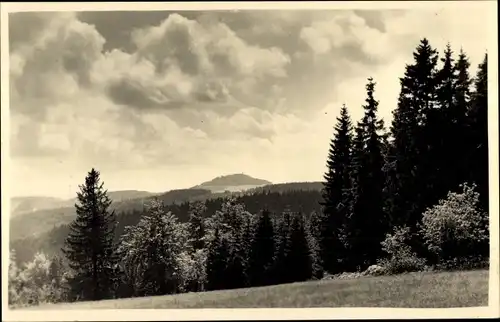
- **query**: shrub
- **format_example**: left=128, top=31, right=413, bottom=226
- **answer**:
left=419, top=183, right=489, bottom=268
left=9, top=252, right=68, bottom=307
left=378, top=226, right=426, bottom=274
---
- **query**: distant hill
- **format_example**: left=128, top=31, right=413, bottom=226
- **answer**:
left=192, top=174, right=272, bottom=193
left=8, top=180, right=321, bottom=243
left=247, top=182, right=323, bottom=194
left=10, top=196, right=71, bottom=217
left=9, top=188, right=218, bottom=241
left=9, top=190, right=157, bottom=218
left=11, top=187, right=324, bottom=265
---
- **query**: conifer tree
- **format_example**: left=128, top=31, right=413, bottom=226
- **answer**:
left=285, top=213, right=313, bottom=282
left=385, top=38, right=439, bottom=234
left=62, top=168, right=118, bottom=301
left=305, top=211, right=324, bottom=279
left=430, top=44, right=457, bottom=201
left=449, top=49, right=473, bottom=190
left=187, top=201, right=206, bottom=252
left=350, top=78, right=387, bottom=270
left=272, top=211, right=292, bottom=284
left=248, top=209, right=275, bottom=287
left=320, top=104, right=354, bottom=273
left=206, top=227, right=230, bottom=291
left=468, top=53, right=488, bottom=212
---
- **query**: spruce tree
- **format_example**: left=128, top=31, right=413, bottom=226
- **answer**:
left=285, top=213, right=313, bottom=282
left=206, top=227, right=230, bottom=291
left=248, top=209, right=275, bottom=287
left=187, top=201, right=206, bottom=252
left=350, top=78, right=387, bottom=270
left=385, top=38, right=439, bottom=234
left=62, top=168, right=118, bottom=301
left=449, top=49, right=473, bottom=190
left=431, top=44, right=457, bottom=202
left=272, top=211, right=292, bottom=284
left=320, top=104, right=354, bottom=274
left=468, top=53, right=488, bottom=212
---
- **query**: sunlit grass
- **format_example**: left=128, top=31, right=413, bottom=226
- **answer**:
left=27, top=269, right=488, bottom=309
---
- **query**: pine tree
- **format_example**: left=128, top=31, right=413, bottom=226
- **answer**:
left=449, top=48, right=473, bottom=191
left=320, top=104, right=354, bottom=273
left=271, top=211, right=292, bottom=284
left=248, top=209, right=275, bottom=287
left=206, top=227, right=230, bottom=291
left=305, top=211, right=324, bottom=279
left=430, top=44, right=457, bottom=203
left=285, top=213, right=313, bottom=282
left=384, top=38, right=439, bottom=234
left=467, top=53, right=488, bottom=212
left=187, top=201, right=206, bottom=252
left=62, top=168, right=118, bottom=301
left=350, top=78, right=387, bottom=270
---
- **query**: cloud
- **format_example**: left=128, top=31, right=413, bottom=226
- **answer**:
left=8, top=6, right=492, bottom=196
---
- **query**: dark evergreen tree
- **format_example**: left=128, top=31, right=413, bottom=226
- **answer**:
left=248, top=209, right=275, bottom=287
left=271, top=211, right=292, bottom=284
left=187, top=201, right=206, bottom=251
left=449, top=48, right=473, bottom=190
left=305, top=211, right=324, bottom=279
left=430, top=43, right=457, bottom=202
left=285, top=213, right=313, bottom=282
left=384, top=38, right=439, bottom=235
left=467, top=53, right=488, bottom=212
left=349, top=78, right=387, bottom=270
left=62, top=168, right=118, bottom=301
left=320, top=104, right=354, bottom=274
left=206, top=227, right=230, bottom=291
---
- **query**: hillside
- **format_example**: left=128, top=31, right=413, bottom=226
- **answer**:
left=192, top=173, right=272, bottom=192
left=10, top=187, right=323, bottom=264
left=10, top=196, right=70, bottom=217
left=9, top=188, right=215, bottom=241
left=21, top=270, right=488, bottom=309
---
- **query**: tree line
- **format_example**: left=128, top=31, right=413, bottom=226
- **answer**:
left=8, top=38, right=489, bottom=306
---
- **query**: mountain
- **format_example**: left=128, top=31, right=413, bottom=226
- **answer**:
left=192, top=174, right=272, bottom=193
left=9, top=188, right=217, bottom=241
left=10, top=196, right=71, bottom=217
left=11, top=187, right=324, bottom=265
left=9, top=190, right=157, bottom=218
left=9, top=177, right=320, bottom=243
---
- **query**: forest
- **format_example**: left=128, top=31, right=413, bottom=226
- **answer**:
left=8, top=38, right=489, bottom=307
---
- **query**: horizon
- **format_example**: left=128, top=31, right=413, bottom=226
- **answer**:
left=10, top=172, right=323, bottom=200
left=7, top=7, right=491, bottom=199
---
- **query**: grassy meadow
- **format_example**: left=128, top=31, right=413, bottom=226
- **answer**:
left=25, top=269, right=488, bottom=310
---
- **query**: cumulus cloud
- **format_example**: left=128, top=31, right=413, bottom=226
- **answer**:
left=7, top=5, right=493, bottom=197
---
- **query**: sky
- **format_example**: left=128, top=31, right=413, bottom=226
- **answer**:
left=6, top=3, right=494, bottom=199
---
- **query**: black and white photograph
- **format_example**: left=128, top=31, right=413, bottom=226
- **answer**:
left=1, top=1, right=498, bottom=319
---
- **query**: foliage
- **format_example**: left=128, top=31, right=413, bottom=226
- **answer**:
left=378, top=226, right=427, bottom=274
left=117, top=198, right=186, bottom=296
left=9, top=252, right=68, bottom=307
left=419, top=183, right=489, bottom=266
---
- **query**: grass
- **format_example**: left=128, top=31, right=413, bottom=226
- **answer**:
left=26, top=269, right=488, bottom=309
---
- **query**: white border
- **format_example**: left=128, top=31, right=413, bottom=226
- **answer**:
left=1, top=1, right=499, bottom=321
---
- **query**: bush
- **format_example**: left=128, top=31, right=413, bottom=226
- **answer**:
left=378, top=226, right=426, bottom=274
left=419, top=183, right=489, bottom=267
left=9, top=252, right=68, bottom=307
left=177, top=249, right=207, bottom=293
